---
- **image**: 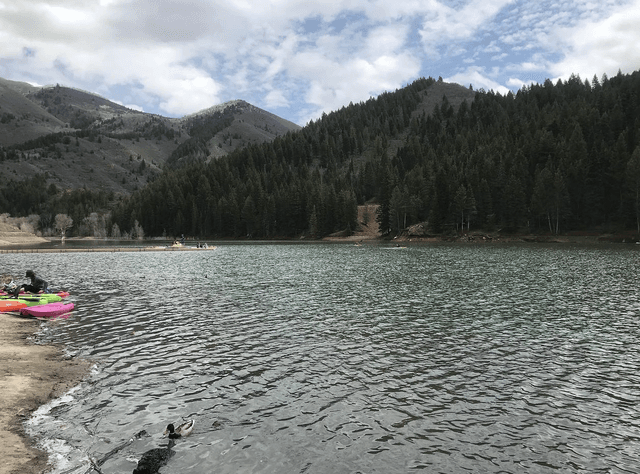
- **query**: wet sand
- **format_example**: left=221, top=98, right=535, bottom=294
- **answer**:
left=0, top=312, right=90, bottom=474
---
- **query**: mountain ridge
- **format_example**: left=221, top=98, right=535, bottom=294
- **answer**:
left=0, top=77, right=301, bottom=194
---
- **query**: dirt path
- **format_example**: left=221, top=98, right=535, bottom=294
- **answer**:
left=324, top=204, right=380, bottom=241
left=354, top=204, right=380, bottom=240
left=0, top=313, right=90, bottom=474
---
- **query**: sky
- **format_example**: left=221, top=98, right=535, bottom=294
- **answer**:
left=1, top=0, right=640, bottom=126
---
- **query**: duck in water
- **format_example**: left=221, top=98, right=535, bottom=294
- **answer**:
left=163, top=419, right=195, bottom=439
left=132, top=439, right=175, bottom=474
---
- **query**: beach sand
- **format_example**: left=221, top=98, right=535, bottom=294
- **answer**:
left=0, top=221, right=89, bottom=473
left=0, top=312, right=90, bottom=474
left=0, top=222, right=48, bottom=247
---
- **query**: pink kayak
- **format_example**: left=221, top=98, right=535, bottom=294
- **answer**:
left=20, top=302, right=75, bottom=318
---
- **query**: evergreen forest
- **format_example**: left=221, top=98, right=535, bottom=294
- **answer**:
left=3, top=70, right=640, bottom=240
left=110, top=70, right=640, bottom=239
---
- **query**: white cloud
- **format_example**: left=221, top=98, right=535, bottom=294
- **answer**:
left=269, top=17, right=421, bottom=123
left=264, top=89, right=289, bottom=109
left=506, top=77, right=531, bottom=89
left=263, top=34, right=300, bottom=81
left=363, top=24, right=409, bottom=58
left=290, top=46, right=421, bottom=124
left=547, top=0, right=640, bottom=80
left=519, top=61, right=545, bottom=72
left=446, top=66, right=510, bottom=95
left=1, top=0, right=638, bottom=125
left=484, top=41, right=502, bottom=54
left=419, top=0, right=514, bottom=56
left=156, top=75, right=221, bottom=116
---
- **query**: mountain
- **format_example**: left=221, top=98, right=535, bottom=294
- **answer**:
left=167, top=99, right=301, bottom=167
left=0, top=78, right=301, bottom=195
left=110, top=77, right=477, bottom=238
left=0, top=75, right=484, bottom=238
left=0, top=77, right=66, bottom=145
left=15, top=71, right=637, bottom=242
left=110, top=71, right=640, bottom=240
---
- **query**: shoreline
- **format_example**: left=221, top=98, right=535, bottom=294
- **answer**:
left=0, top=245, right=217, bottom=253
left=0, top=234, right=639, bottom=254
left=0, top=312, right=91, bottom=474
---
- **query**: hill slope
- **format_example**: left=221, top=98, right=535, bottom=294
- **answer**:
left=0, top=78, right=301, bottom=194
left=0, top=78, right=67, bottom=146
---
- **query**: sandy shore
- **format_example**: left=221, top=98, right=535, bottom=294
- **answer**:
left=0, top=312, right=90, bottom=474
left=0, top=222, right=48, bottom=247
left=0, top=218, right=89, bottom=474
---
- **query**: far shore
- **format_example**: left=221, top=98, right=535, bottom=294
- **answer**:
left=1, top=232, right=640, bottom=253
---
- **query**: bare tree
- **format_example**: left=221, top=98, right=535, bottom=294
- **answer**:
left=111, top=223, right=121, bottom=238
left=131, top=220, right=144, bottom=240
left=83, top=212, right=107, bottom=238
left=54, top=213, right=73, bottom=238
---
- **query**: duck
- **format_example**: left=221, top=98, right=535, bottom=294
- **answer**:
left=163, top=419, right=195, bottom=439
left=132, top=439, right=175, bottom=474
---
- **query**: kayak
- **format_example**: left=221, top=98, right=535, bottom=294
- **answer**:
left=0, top=291, right=68, bottom=300
left=10, top=296, right=49, bottom=307
left=0, top=300, right=27, bottom=312
left=20, top=302, right=75, bottom=318
left=0, top=294, right=62, bottom=304
left=0, top=295, right=48, bottom=305
left=33, top=293, right=63, bottom=303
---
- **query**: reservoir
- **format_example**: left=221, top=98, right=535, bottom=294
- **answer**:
left=4, top=242, right=640, bottom=473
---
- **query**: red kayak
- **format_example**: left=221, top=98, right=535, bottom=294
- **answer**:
left=0, top=300, right=27, bottom=312
left=20, top=302, right=75, bottom=318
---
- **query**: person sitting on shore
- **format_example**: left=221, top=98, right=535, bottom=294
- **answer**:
left=12, top=270, right=48, bottom=296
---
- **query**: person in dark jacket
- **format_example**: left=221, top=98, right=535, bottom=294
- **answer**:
left=13, top=270, right=48, bottom=296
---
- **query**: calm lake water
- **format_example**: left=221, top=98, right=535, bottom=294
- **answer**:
left=4, top=242, right=640, bottom=473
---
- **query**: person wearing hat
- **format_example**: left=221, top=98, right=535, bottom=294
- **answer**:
left=12, top=270, right=48, bottom=296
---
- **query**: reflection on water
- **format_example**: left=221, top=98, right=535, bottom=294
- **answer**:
left=4, top=243, right=640, bottom=473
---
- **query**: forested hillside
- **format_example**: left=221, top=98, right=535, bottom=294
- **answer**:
left=0, top=80, right=299, bottom=202
left=110, top=70, right=640, bottom=239
left=390, top=71, right=640, bottom=236
left=111, top=78, right=442, bottom=238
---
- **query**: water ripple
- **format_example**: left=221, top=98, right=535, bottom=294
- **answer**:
left=5, top=244, right=640, bottom=473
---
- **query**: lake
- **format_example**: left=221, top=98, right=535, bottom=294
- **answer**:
left=4, top=242, right=640, bottom=473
